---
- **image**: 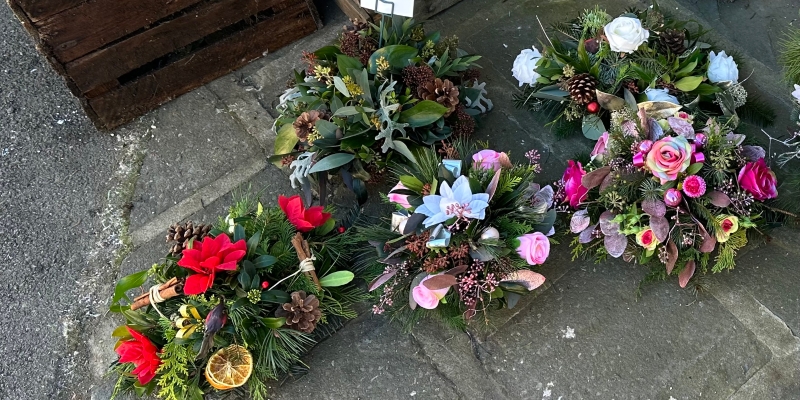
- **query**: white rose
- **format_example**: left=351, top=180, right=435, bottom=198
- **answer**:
left=645, top=88, right=679, bottom=105
left=604, top=17, right=649, bottom=53
left=792, top=84, right=800, bottom=103
left=707, top=51, right=738, bottom=83
left=511, top=47, right=542, bottom=87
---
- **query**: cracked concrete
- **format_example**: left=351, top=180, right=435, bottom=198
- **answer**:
left=3, top=0, right=800, bottom=398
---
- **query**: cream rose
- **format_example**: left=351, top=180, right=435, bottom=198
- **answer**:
left=604, top=17, right=649, bottom=53
left=707, top=51, right=738, bottom=83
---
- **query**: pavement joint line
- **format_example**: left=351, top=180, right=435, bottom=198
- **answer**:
left=129, top=155, right=267, bottom=247
left=709, top=281, right=800, bottom=358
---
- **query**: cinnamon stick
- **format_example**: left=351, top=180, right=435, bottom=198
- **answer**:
left=291, top=232, right=321, bottom=290
left=131, top=277, right=183, bottom=311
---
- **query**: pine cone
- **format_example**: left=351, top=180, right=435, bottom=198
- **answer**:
left=417, top=78, right=460, bottom=117
left=166, top=221, right=211, bottom=256
left=293, top=110, right=321, bottom=141
left=623, top=80, right=640, bottom=95
left=402, top=64, right=435, bottom=91
left=276, top=291, right=321, bottom=333
left=659, top=29, right=686, bottom=55
left=567, top=73, right=598, bottom=105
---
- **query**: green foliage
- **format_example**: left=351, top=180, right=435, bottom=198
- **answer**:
left=712, top=229, right=748, bottom=272
left=779, top=27, right=800, bottom=84
left=156, top=325, right=200, bottom=400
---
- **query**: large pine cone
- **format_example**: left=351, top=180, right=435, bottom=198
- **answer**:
left=417, top=78, right=460, bottom=117
left=567, top=73, right=598, bottom=105
left=659, top=29, right=686, bottom=55
left=166, top=221, right=211, bottom=256
left=293, top=110, right=321, bottom=141
left=276, top=291, right=322, bottom=333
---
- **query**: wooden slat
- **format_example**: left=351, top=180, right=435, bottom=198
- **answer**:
left=37, top=0, right=205, bottom=64
left=336, top=0, right=463, bottom=21
left=66, top=0, right=286, bottom=94
left=87, top=1, right=318, bottom=129
left=11, top=0, right=86, bottom=22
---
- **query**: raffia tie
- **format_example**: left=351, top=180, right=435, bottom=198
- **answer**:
left=148, top=284, right=169, bottom=320
left=270, top=256, right=316, bottom=289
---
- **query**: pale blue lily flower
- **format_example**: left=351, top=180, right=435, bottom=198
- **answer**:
left=415, top=176, right=490, bottom=228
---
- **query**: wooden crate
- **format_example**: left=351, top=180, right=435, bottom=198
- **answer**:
left=334, top=0, right=463, bottom=23
left=7, top=0, right=322, bottom=130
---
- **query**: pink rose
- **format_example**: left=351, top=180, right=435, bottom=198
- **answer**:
left=387, top=182, right=412, bottom=209
left=516, top=232, right=550, bottom=265
left=645, top=136, right=693, bottom=184
left=472, top=150, right=507, bottom=171
left=412, top=275, right=450, bottom=309
left=562, top=160, right=589, bottom=209
left=738, top=158, right=777, bottom=201
left=590, top=132, right=610, bottom=162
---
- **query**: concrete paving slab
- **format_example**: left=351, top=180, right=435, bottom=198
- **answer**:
left=713, top=228, right=800, bottom=337
left=128, top=87, right=263, bottom=232
left=479, top=261, right=772, bottom=400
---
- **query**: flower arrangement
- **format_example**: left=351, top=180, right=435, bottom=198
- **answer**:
left=272, top=17, right=492, bottom=204
left=512, top=3, right=771, bottom=140
left=108, top=195, right=365, bottom=400
left=561, top=104, right=781, bottom=287
left=357, top=144, right=555, bottom=329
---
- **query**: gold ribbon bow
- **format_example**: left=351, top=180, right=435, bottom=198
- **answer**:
left=174, top=304, right=203, bottom=339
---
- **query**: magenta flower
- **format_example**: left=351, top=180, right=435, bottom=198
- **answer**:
left=561, top=161, right=589, bottom=209
left=738, top=158, right=777, bottom=200
left=682, top=175, right=706, bottom=198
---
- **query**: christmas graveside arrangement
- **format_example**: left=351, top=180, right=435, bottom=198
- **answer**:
left=108, top=195, right=364, bottom=400
left=559, top=104, right=781, bottom=287
left=272, top=17, right=492, bottom=204
left=512, top=4, right=773, bottom=140
left=358, top=144, right=556, bottom=328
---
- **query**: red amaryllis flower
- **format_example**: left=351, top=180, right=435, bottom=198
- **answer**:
left=561, top=160, right=589, bottom=209
left=279, top=195, right=331, bottom=232
left=116, top=327, right=162, bottom=385
left=177, top=234, right=246, bottom=294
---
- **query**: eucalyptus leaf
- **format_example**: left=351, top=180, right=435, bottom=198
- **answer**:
left=582, top=114, right=606, bottom=140
left=308, top=153, right=355, bottom=174
left=319, top=271, right=355, bottom=287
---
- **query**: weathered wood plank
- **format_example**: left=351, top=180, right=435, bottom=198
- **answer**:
left=87, top=1, right=318, bottom=129
left=336, top=0, right=463, bottom=21
left=66, top=0, right=287, bottom=94
left=37, top=0, right=205, bottom=63
left=11, top=0, right=86, bottom=22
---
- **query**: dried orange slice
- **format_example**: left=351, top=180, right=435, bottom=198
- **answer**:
left=205, top=344, right=253, bottom=390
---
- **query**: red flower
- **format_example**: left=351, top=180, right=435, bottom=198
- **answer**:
left=561, top=160, right=589, bottom=209
left=115, top=327, right=162, bottom=385
left=177, top=234, right=246, bottom=294
left=279, top=195, right=332, bottom=232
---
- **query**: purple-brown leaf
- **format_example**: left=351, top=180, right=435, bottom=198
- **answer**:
left=600, top=172, right=614, bottom=192
left=642, top=198, right=666, bottom=217
left=423, top=274, right=458, bottom=290
left=486, top=169, right=502, bottom=201
left=649, top=216, right=670, bottom=242
left=599, top=211, right=620, bottom=235
left=697, top=224, right=717, bottom=253
left=581, top=166, right=611, bottom=190
left=665, top=240, right=678, bottom=274
left=678, top=260, right=696, bottom=288
left=368, top=270, right=397, bottom=292
left=579, top=224, right=598, bottom=243
left=604, top=233, right=628, bottom=258
left=707, top=191, right=731, bottom=208
left=445, top=265, right=468, bottom=276
left=501, top=270, right=546, bottom=291
left=570, top=210, right=591, bottom=233
left=741, top=145, right=766, bottom=161
left=667, top=117, right=695, bottom=139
